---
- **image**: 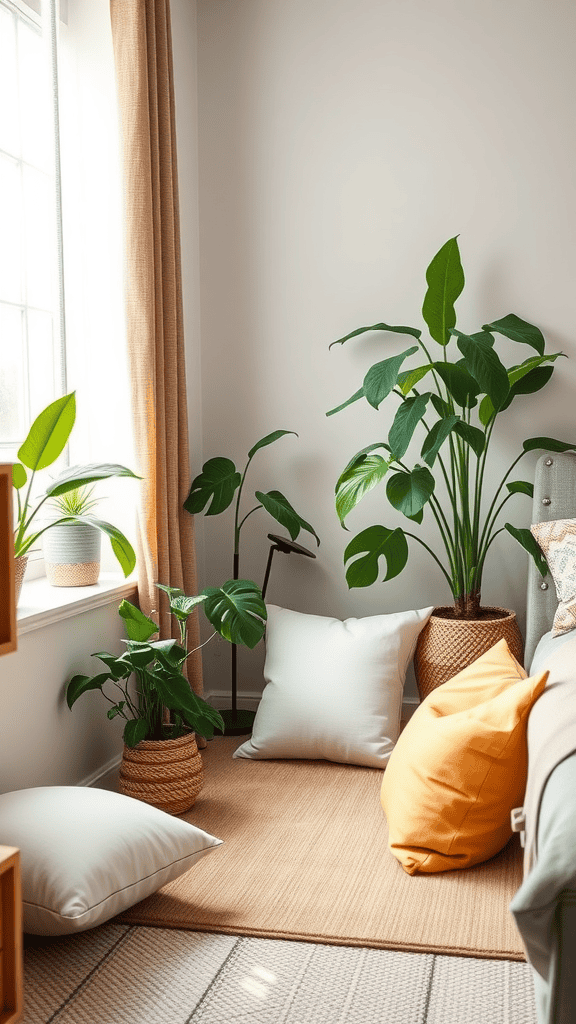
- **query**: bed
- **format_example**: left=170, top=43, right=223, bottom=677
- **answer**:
left=510, top=451, right=576, bottom=1024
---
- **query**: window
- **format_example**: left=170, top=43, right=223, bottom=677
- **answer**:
left=0, top=0, right=65, bottom=462
left=0, top=0, right=136, bottom=580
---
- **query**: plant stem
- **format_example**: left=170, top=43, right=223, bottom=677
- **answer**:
left=404, top=531, right=454, bottom=589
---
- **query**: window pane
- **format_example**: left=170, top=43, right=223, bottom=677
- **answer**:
left=0, top=153, right=24, bottom=304
left=23, top=164, right=57, bottom=311
left=0, top=7, right=19, bottom=156
left=18, top=16, right=53, bottom=171
left=27, top=308, right=57, bottom=416
left=0, top=304, right=26, bottom=443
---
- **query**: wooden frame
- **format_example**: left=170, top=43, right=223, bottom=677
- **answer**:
left=0, top=465, right=16, bottom=656
left=0, top=847, right=23, bottom=1024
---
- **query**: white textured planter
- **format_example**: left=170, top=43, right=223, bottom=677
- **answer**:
left=43, top=522, right=101, bottom=587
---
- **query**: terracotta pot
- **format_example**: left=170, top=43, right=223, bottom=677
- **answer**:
left=414, top=606, right=524, bottom=702
left=119, top=732, right=203, bottom=815
left=43, top=521, right=101, bottom=587
left=14, top=554, right=28, bottom=604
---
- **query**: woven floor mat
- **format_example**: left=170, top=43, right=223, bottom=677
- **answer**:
left=120, top=735, right=525, bottom=960
left=22, top=926, right=537, bottom=1024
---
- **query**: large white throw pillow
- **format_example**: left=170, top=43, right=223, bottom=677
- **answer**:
left=0, top=786, right=222, bottom=935
left=234, top=604, right=433, bottom=768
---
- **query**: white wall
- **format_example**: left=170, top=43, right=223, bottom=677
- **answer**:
left=190, top=0, right=576, bottom=700
left=0, top=605, right=127, bottom=791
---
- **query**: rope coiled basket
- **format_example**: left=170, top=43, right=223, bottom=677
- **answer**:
left=414, top=606, right=524, bottom=702
left=119, top=732, right=204, bottom=815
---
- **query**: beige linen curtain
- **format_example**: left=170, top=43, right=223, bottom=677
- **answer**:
left=109, top=0, right=202, bottom=695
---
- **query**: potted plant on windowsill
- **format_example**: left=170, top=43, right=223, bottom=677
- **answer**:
left=327, top=235, right=573, bottom=697
left=66, top=578, right=266, bottom=813
left=12, top=392, right=138, bottom=599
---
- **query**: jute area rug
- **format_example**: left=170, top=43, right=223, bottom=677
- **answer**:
left=120, top=735, right=525, bottom=961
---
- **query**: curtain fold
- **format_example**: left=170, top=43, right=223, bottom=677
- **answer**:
left=109, top=0, right=203, bottom=696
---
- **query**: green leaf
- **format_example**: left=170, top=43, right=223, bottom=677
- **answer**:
left=509, top=365, right=554, bottom=399
left=421, top=237, right=465, bottom=346
left=66, top=672, right=110, bottom=710
left=122, top=643, right=157, bottom=669
left=504, top=524, right=548, bottom=577
left=18, top=392, right=76, bottom=471
left=12, top=464, right=27, bottom=489
left=386, top=465, right=435, bottom=517
left=156, top=584, right=208, bottom=622
left=118, top=599, right=158, bottom=642
left=396, top=364, right=433, bottom=395
left=202, top=579, right=267, bottom=648
left=432, top=362, right=480, bottom=408
left=454, top=331, right=510, bottom=410
left=420, top=415, right=460, bottom=466
left=255, top=490, right=320, bottom=546
left=344, top=525, right=409, bottom=588
left=388, top=394, right=431, bottom=461
left=184, top=458, right=241, bottom=516
left=363, top=347, right=419, bottom=410
left=478, top=394, right=495, bottom=427
left=507, top=353, right=563, bottom=388
left=506, top=480, right=534, bottom=498
left=107, top=703, right=125, bottom=720
left=151, top=668, right=224, bottom=739
left=46, top=462, right=140, bottom=497
left=326, top=387, right=365, bottom=418
left=92, top=652, right=131, bottom=680
left=123, top=717, right=149, bottom=748
left=335, top=453, right=389, bottom=527
left=146, top=638, right=188, bottom=669
left=453, top=421, right=485, bottom=458
left=523, top=437, right=576, bottom=454
left=329, top=322, right=421, bottom=349
left=247, top=430, right=297, bottom=460
left=430, top=393, right=452, bottom=419
left=482, top=314, right=545, bottom=356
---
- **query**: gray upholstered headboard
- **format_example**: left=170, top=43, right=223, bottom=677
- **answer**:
left=524, top=451, right=576, bottom=668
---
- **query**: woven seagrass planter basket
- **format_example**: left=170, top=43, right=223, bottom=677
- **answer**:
left=414, top=606, right=524, bottom=702
left=119, top=732, right=204, bottom=815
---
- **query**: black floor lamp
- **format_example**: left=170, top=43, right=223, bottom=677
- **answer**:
left=220, top=533, right=317, bottom=736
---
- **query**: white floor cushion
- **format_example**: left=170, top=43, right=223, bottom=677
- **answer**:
left=0, top=786, right=222, bottom=935
left=234, top=604, right=433, bottom=768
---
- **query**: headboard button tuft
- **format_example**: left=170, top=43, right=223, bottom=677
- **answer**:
left=545, top=458, right=554, bottom=466
left=540, top=582, right=549, bottom=590
left=542, top=497, right=551, bottom=506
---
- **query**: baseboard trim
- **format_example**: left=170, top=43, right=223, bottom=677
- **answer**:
left=79, top=753, right=122, bottom=789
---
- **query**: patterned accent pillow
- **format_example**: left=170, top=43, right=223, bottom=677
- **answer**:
left=531, top=518, right=576, bottom=636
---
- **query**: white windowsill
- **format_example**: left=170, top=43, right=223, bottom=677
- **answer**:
left=17, top=572, right=138, bottom=635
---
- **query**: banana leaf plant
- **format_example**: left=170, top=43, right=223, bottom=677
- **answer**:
left=66, top=579, right=267, bottom=746
left=12, top=391, right=138, bottom=576
left=328, top=235, right=573, bottom=619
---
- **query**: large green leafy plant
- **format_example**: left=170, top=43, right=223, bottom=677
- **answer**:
left=66, top=579, right=266, bottom=746
left=13, top=392, right=138, bottom=575
left=328, top=236, right=572, bottom=618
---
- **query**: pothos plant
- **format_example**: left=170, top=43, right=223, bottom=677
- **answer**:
left=66, top=579, right=267, bottom=746
left=327, top=236, right=573, bottom=619
left=184, top=430, right=320, bottom=576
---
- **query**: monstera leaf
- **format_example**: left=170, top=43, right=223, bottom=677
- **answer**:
left=344, top=526, right=409, bottom=589
left=202, top=579, right=267, bottom=648
left=184, top=457, right=241, bottom=516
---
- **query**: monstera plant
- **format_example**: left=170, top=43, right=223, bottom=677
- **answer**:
left=327, top=236, right=572, bottom=620
left=184, top=430, right=319, bottom=733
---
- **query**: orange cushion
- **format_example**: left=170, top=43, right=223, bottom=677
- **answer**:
left=380, top=639, right=548, bottom=874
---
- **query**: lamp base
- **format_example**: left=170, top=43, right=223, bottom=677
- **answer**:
left=219, top=708, right=256, bottom=736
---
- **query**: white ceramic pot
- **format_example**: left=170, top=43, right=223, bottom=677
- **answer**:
left=43, top=521, right=101, bottom=587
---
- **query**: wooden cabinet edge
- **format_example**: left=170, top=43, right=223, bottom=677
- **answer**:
left=0, top=847, right=23, bottom=1024
left=0, top=465, right=17, bottom=656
